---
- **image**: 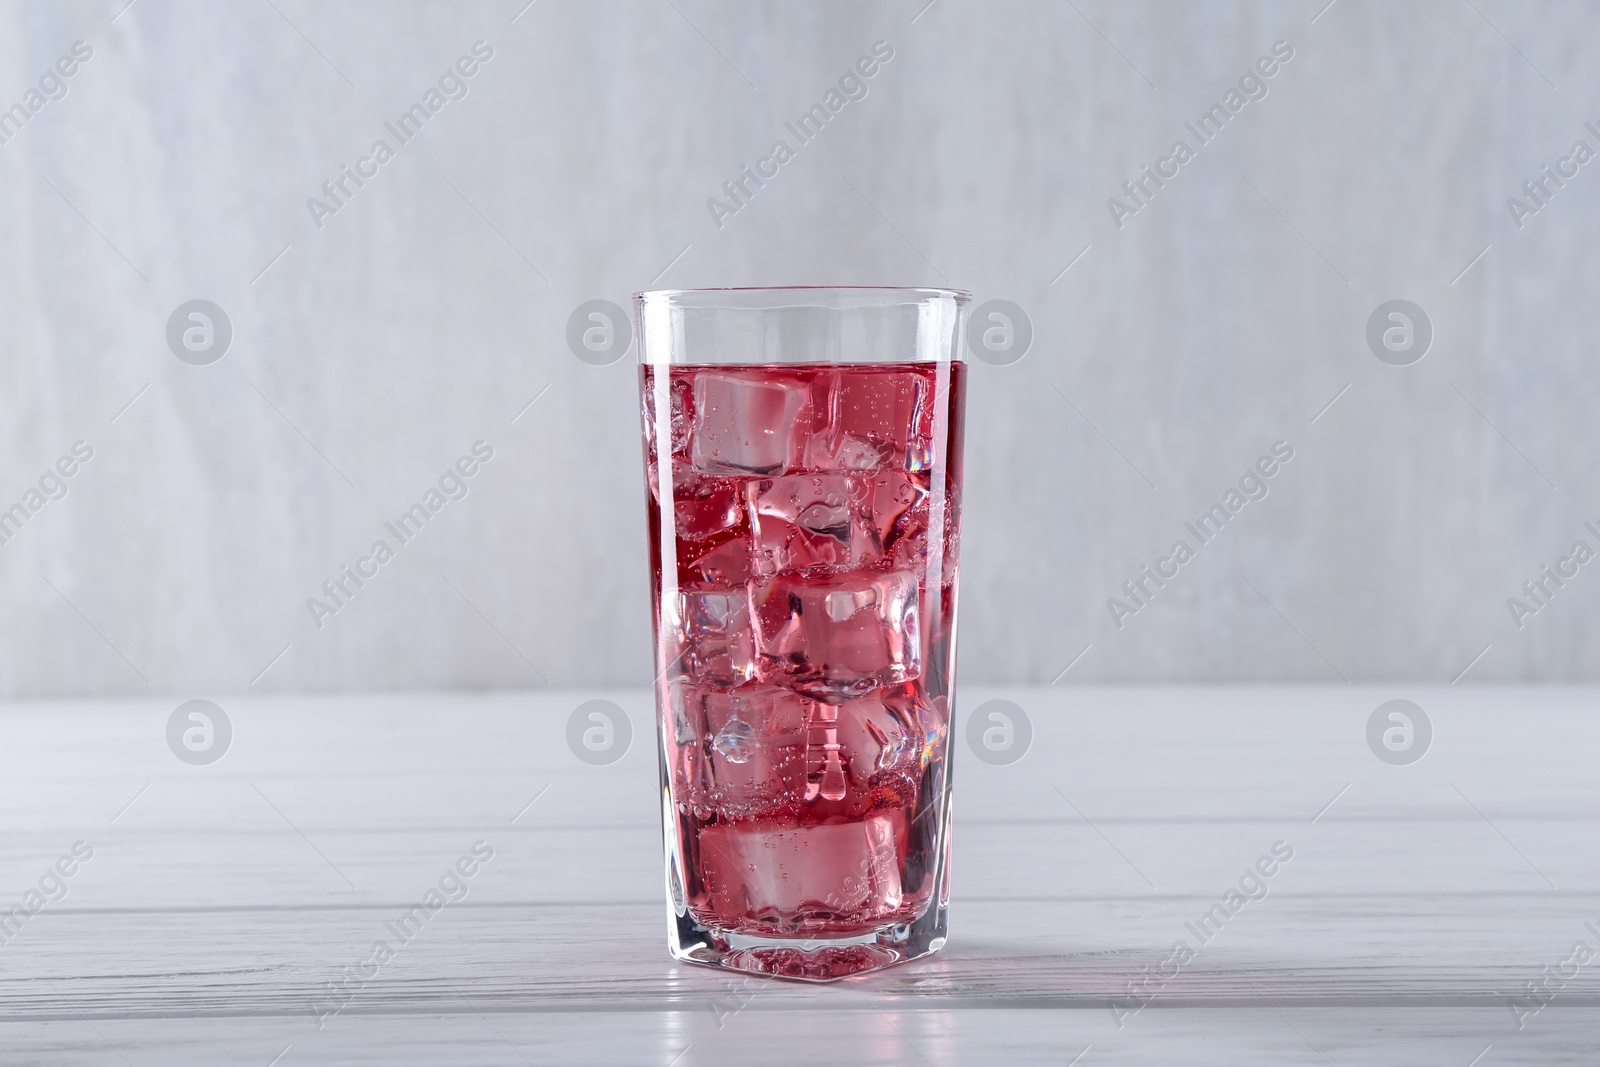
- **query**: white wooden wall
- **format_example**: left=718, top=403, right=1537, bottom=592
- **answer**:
left=1, top=0, right=1596, bottom=696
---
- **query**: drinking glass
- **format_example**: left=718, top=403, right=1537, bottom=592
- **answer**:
left=636, top=287, right=969, bottom=980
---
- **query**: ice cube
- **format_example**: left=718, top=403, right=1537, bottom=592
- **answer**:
left=695, top=813, right=905, bottom=922
left=751, top=570, right=921, bottom=702
left=834, top=693, right=922, bottom=784
left=887, top=487, right=959, bottom=579
left=691, top=373, right=804, bottom=476
left=857, top=471, right=928, bottom=552
left=669, top=464, right=744, bottom=542
left=712, top=715, right=756, bottom=764
left=641, top=369, right=695, bottom=460
left=668, top=590, right=756, bottom=689
left=668, top=685, right=715, bottom=808
left=747, top=474, right=871, bottom=576
left=799, top=368, right=929, bottom=472
left=679, top=535, right=752, bottom=589
left=669, top=374, right=693, bottom=456
left=687, top=687, right=808, bottom=815
left=820, top=370, right=930, bottom=471
left=831, top=434, right=890, bottom=470
left=668, top=685, right=699, bottom=747
left=745, top=472, right=929, bottom=574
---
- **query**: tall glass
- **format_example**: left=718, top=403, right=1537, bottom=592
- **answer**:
left=636, top=287, right=969, bottom=980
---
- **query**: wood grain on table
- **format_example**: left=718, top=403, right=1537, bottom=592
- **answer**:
left=1, top=687, right=1595, bottom=1065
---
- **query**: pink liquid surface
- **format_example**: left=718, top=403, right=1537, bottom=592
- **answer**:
left=643, top=361, right=965, bottom=939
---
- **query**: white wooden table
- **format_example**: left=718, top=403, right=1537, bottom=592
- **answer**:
left=2, top=687, right=1595, bottom=1065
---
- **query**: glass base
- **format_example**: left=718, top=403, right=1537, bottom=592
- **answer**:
left=666, top=899, right=948, bottom=982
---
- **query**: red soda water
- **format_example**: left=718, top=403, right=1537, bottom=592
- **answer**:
left=642, top=361, right=965, bottom=944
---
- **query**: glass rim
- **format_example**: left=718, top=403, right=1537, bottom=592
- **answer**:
left=634, top=286, right=970, bottom=365
left=634, top=285, right=971, bottom=306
